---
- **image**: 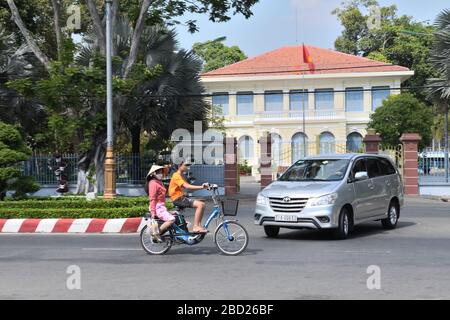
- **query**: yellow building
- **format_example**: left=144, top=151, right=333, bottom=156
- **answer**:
left=201, top=45, right=414, bottom=174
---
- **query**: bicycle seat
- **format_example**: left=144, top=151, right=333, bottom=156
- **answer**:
left=174, top=205, right=187, bottom=212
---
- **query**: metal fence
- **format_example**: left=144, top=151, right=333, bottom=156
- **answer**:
left=188, top=164, right=224, bottom=187
left=22, top=154, right=80, bottom=185
left=418, top=149, right=450, bottom=184
left=22, top=154, right=225, bottom=186
left=379, top=144, right=404, bottom=178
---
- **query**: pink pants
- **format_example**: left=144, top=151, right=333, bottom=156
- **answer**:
left=155, top=203, right=175, bottom=222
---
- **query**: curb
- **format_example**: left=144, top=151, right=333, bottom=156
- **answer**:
left=0, top=218, right=146, bottom=234
left=416, top=195, right=450, bottom=202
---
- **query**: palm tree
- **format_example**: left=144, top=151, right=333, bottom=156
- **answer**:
left=427, top=9, right=450, bottom=180
left=77, top=19, right=208, bottom=189
left=0, top=27, right=46, bottom=147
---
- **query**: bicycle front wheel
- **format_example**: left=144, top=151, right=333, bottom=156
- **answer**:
left=140, top=225, right=173, bottom=255
left=214, top=221, right=248, bottom=256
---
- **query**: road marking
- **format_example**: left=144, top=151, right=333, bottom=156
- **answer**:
left=324, top=250, right=392, bottom=254
left=82, top=248, right=141, bottom=251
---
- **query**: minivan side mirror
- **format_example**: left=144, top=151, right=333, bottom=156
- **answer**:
left=354, top=171, right=369, bottom=181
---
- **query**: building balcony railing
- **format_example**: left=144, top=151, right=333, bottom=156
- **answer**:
left=254, top=110, right=346, bottom=121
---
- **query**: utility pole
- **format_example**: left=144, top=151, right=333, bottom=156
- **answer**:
left=445, top=106, right=449, bottom=183
left=104, top=0, right=116, bottom=199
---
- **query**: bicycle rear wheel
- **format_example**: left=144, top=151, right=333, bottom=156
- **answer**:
left=140, top=225, right=173, bottom=255
left=214, top=221, right=248, bottom=256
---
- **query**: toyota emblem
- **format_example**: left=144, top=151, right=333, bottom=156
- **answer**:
left=283, top=197, right=291, bottom=203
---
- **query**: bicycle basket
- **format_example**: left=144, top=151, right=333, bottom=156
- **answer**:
left=221, top=199, right=239, bottom=216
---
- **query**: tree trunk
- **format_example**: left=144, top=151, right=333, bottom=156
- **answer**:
left=6, top=0, right=51, bottom=72
left=76, top=154, right=91, bottom=194
left=84, top=0, right=106, bottom=54
left=131, top=125, right=141, bottom=184
left=123, top=0, right=153, bottom=78
left=93, top=141, right=106, bottom=195
left=111, top=0, right=119, bottom=56
left=131, top=125, right=141, bottom=155
left=50, top=0, right=63, bottom=61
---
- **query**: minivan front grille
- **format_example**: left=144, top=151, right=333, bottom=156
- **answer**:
left=269, top=197, right=308, bottom=213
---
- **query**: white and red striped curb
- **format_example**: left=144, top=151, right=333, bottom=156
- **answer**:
left=0, top=218, right=147, bottom=234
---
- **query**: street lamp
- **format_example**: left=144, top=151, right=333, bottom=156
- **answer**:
left=104, top=0, right=116, bottom=199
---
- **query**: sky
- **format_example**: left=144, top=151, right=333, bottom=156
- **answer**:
left=175, top=0, right=449, bottom=58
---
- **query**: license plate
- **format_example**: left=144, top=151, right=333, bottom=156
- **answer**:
left=275, top=215, right=297, bottom=222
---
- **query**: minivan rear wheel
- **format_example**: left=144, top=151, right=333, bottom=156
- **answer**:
left=381, top=201, right=399, bottom=229
left=264, top=226, right=280, bottom=238
left=333, top=207, right=351, bottom=240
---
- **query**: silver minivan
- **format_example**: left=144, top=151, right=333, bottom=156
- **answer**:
left=254, top=154, right=404, bottom=239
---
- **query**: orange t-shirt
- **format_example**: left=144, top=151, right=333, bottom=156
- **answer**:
left=168, top=171, right=186, bottom=201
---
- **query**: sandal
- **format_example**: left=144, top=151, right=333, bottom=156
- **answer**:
left=193, top=227, right=208, bottom=234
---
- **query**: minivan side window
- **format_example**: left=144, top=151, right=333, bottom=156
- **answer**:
left=378, top=158, right=396, bottom=175
left=366, top=158, right=382, bottom=178
left=351, top=158, right=367, bottom=180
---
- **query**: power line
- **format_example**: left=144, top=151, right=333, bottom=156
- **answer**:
left=0, top=85, right=448, bottom=99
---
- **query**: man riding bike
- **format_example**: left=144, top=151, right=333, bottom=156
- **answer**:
left=168, top=160, right=209, bottom=234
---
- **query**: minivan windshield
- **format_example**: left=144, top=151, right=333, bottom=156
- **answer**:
left=279, top=159, right=350, bottom=182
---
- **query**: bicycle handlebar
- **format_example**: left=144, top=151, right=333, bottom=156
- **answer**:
left=204, top=183, right=219, bottom=191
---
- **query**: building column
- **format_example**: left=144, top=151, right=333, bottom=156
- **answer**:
left=283, top=90, right=290, bottom=117
left=254, top=90, right=265, bottom=114
left=335, top=85, right=345, bottom=111
left=400, top=133, right=421, bottom=196
left=363, top=129, right=382, bottom=154
left=259, top=133, right=272, bottom=189
left=228, top=91, right=237, bottom=119
left=363, top=85, right=372, bottom=113
left=224, top=137, right=238, bottom=196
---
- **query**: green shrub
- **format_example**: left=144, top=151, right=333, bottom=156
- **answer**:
left=0, top=198, right=149, bottom=209
left=0, top=122, right=40, bottom=200
left=0, top=207, right=146, bottom=219
left=0, top=198, right=174, bottom=218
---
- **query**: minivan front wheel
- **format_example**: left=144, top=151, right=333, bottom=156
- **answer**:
left=381, top=201, right=399, bottom=229
left=333, top=207, right=351, bottom=240
left=264, top=226, right=280, bottom=238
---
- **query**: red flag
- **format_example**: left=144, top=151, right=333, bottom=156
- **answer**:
left=302, top=44, right=315, bottom=73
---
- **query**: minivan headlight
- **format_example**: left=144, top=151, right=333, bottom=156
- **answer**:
left=256, top=193, right=268, bottom=205
left=307, top=193, right=338, bottom=207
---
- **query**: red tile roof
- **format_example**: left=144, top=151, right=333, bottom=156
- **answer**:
left=201, top=45, right=410, bottom=78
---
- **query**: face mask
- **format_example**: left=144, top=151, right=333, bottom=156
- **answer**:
left=155, top=173, right=163, bottom=180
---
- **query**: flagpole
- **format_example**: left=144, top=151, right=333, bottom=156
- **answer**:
left=302, top=43, right=306, bottom=158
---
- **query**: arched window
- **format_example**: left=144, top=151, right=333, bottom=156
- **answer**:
left=271, top=133, right=283, bottom=165
left=346, top=132, right=363, bottom=153
left=319, top=132, right=335, bottom=154
left=238, top=136, right=254, bottom=160
left=291, top=132, right=308, bottom=162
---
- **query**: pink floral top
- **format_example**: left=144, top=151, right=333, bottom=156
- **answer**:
left=148, top=179, right=166, bottom=216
